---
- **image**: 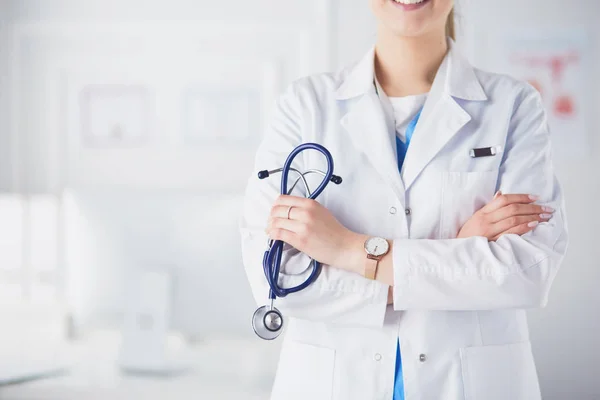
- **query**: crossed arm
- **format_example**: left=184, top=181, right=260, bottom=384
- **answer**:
left=266, top=192, right=555, bottom=296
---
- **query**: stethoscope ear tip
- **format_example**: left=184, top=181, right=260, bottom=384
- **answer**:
left=331, top=175, right=343, bottom=185
left=258, top=170, right=270, bottom=179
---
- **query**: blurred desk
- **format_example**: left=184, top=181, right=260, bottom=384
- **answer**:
left=0, top=330, right=280, bottom=400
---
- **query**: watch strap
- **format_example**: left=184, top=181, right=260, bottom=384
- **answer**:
left=364, top=254, right=381, bottom=280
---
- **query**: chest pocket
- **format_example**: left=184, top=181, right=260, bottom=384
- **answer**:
left=439, top=171, right=498, bottom=239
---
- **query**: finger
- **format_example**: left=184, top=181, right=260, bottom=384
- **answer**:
left=267, top=217, right=306, bottom=236
left=486, top=203, right=553, bottom=223
left=268, top=226, right=298, bottom=245
left=491, top=220, right=540, bottom=241
left=490, top=214, right=546, bottom=239
left=269, top=204, right=310, bottom=221
left=273, top=194, right=314, bottom=208
left=481, top=193, right=539, bottom=214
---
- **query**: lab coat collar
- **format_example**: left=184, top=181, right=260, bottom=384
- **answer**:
left=335, top=38, right=487, bottom=102
left=338, top=38, right=488, bottom=197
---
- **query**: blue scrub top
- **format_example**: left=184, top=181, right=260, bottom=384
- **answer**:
left=392, top=108, right=421, bottom=400
left=393, top=338, right=405, bottom=400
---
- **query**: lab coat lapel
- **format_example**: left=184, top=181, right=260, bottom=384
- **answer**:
left=401, top=42, right=488, bottom=191
left=336, top=47, right=406, bottom=202
left=400, top=88, right=471, bottom=191
left=340, top=92, right=406, bottom=201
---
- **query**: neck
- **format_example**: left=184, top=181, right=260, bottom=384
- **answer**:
left=374, top=27, right=448, bottom=97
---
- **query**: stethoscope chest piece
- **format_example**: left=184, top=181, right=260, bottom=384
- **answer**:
left=252, top=305, right=284, bottom=340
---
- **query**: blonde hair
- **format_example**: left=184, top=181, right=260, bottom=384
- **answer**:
left=446, top=8, right=455, bottom=40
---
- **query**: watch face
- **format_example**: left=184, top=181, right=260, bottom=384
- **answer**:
left=364, top=237, right=389, bottom=257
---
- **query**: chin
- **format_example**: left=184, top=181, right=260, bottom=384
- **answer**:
left=386, top=23, right=431, bottom=38
left=372, top=0, right=449, bottom=38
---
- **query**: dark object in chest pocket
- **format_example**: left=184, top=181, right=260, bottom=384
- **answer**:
left=470, top=147, right=497, bottom=158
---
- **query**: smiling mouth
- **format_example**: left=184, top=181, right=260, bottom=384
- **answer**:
left=393, top=0, right=427, bottom=4
left=390, top=0, right=431, bottom=10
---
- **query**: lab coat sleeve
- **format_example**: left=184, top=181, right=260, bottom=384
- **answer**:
left=240, top=82, right=389, bottom=327
left=392, top=85, right=569, bottom=311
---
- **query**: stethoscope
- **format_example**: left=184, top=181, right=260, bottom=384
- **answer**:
left=251, top=143, right=343, bottom=340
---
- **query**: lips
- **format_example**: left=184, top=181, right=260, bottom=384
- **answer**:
left=390, top=0, right=430, bottom=11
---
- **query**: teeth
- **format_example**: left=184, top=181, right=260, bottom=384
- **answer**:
left=393, top=0, right=425, bottom=4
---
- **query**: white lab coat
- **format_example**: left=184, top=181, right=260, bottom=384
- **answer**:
left=239, top=40, right=568, bottom=400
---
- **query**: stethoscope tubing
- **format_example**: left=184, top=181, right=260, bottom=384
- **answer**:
left=263, top=143, right=335, bottom=301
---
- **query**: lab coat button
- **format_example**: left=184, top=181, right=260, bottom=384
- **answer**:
left=374, top=353, right=382, bottom=361
left=419, top=354, right=427, bottom=362
left=389, top=207, right=397, bottom=215
left=405, top=208, right=412, bottom=216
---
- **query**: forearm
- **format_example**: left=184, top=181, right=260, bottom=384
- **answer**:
left=341, top=232, right=396, bottom=287
left=339, top=215, right=566, bottom=310
left=330, top=233, right=396, bottom=305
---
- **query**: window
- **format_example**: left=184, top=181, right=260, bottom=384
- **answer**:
left=0, top=195, right=24, bottom=304
left=0, top=194, right=59, bottom=305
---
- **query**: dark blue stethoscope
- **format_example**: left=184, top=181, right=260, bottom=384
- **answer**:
left=251, top=143, right=343, bottom=340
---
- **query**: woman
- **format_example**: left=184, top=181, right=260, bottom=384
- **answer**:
left=240, top=0, right=568, bottom=399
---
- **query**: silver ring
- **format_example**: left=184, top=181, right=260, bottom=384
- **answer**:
left=286, top=206, right=293, bottom=219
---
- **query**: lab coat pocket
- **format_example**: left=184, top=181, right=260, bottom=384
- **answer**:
left=439, top=171, right=498, bottom=239
left=460, top=341, right=541, bottom=400
left=271, top=340, right=335, bottom=400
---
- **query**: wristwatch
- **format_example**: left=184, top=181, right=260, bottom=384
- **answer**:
left=363, top=237, right=390, bottom=280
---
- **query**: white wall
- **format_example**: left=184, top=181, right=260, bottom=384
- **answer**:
left=0, top=3, right=11, bottom=191
left=0, top=0, right=335, bottom=338
left=2, top=0, right=335, bottom=193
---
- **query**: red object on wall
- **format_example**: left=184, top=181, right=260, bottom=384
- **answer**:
left=554, top=95, right=575, bottom=117
left=513, top=52, right=579, bottom=84
left=512, top=51, right=580, bottom=119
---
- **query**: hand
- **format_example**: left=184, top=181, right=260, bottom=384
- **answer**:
left=266, top=195, right=354, bottom=266
left=458, top=191, right=554, bottom=241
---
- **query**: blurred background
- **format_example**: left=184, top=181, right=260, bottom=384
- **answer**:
left=0, top=0, right=598, bottom=399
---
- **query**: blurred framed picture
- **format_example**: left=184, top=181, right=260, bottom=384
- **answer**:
left=79, top=84, right=153, bottom=148
left=181, top=87, right=259, bottom=146
left=495, top=30, right=590, bottom=157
